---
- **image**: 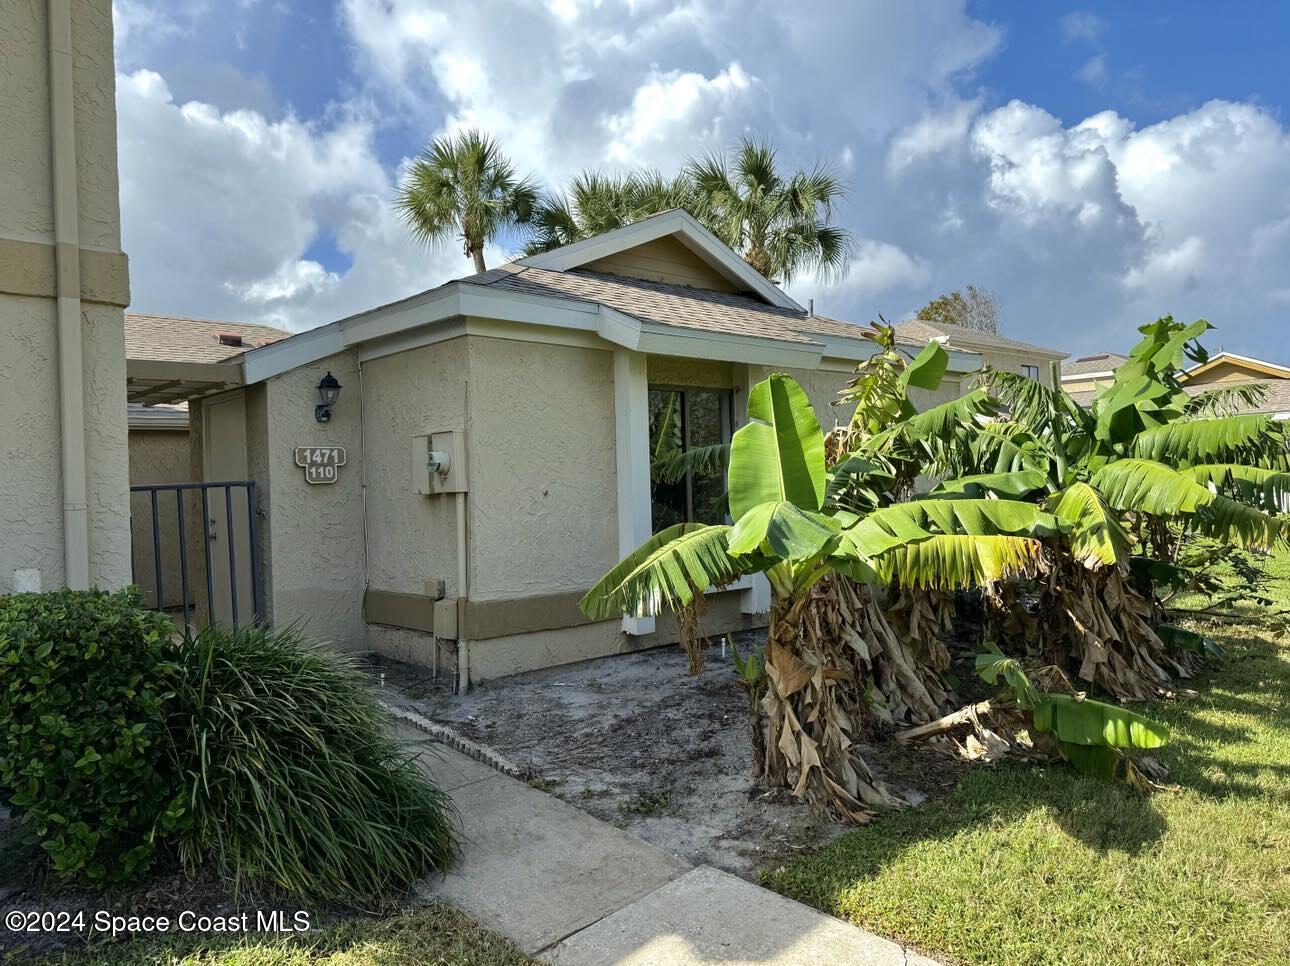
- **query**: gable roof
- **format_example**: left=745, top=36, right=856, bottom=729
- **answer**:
left=1062, top=352, right=1128, bottom=378
left=893, top=319, right=1067, bottom=360
left=125, top=312, right=290, bottom=364
left=516, top=208, right=804, bottom=312
left=1180, top=351, right=1290, bottom=383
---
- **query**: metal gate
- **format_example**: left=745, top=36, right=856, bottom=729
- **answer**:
left=129, top=481, right=263, bottom=627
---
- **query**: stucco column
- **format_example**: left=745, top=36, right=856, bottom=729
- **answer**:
left=613, top=349, right=654, bottom=635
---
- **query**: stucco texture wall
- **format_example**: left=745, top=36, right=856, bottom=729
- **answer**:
left=0, top=0, right=130, bottom=593
left=466, top=336, right=619, bottom=600
left=127, top=428, right=191, bottom=609
left=255, top=352, right=367, bottom=649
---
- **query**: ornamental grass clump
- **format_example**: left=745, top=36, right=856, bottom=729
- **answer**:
left=167, top=623, right=459, bottom=904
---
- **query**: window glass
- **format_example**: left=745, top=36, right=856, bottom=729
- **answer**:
left=648, top=386, right=731, bottom=530
left=1021, top=364, right=1040, bottom=381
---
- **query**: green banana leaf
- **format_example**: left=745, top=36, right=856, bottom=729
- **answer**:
left=727, top=500, right=840, bottom=558
left=1048, top=481, right=1133, bottom=567
left=728, top=374, right=825, bottom=521
left=1032, top=693, right=1170, bottom=750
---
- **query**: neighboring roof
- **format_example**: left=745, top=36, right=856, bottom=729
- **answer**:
left=1180, top=351, right=1290, bottom=383
left=1182, top=378, right=1290, bottom=417
left=127, top=401, right=189, bottom=430
left=1067, top=379, right=1290, bottom=417
left=1061, top=352, right=1128, bottom=378
left=125, top=312, right=289, bottom=364
left=892, top=319, right=1068, bottom=360
left=516, top=208, right=803, bottom=312
left=124, top=313, right=289, bottom=406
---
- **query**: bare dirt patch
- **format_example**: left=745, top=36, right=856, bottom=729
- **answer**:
left=377, top=634, right=965, bottom=878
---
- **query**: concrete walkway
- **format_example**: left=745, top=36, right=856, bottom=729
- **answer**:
left=401, top=725, right=938, bottom=965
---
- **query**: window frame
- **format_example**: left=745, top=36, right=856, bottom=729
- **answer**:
left=1020, top=364, right=1041, bottom=381
left=648, top=383, right=734, bottom=529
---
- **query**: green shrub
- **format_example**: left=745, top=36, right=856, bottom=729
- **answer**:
left=168, top=623, right=459, bottom=903
left=0, top=589, right=181, bottom=884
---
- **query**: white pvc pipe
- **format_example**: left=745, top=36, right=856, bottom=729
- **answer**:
left=48, top=0, right=90, bottom=589
left=455, top=490, right=470, bottom=693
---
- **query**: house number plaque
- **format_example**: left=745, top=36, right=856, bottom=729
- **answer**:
left=294, top=446, right=346, bottom=484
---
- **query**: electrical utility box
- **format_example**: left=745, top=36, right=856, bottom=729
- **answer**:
left=412, top=429, right=468, bottom=495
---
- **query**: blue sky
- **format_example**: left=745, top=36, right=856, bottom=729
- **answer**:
left=112, top=1, right=1290, bottom=360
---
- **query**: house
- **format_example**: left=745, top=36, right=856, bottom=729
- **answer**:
left=1061, top=348, right=1290, bottom=418
left=163, top=209, right=1041, bottom=685
left=181, top=212, right=1075, bottom=681
left=0, top=0, right=132, bottom=595
left=893, top=319, right=1068, bottom=387
left=1060, top=352, right=1128, bottom=395
left=124, top=313, right=287, bottom=614
left=1179, top=351, right=1290, bottom=419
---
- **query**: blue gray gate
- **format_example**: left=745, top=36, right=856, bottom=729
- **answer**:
left=129, top=481, right=263, bottom=627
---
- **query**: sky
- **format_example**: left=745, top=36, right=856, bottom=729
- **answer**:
left=111, top=0, right=1290, bottom=359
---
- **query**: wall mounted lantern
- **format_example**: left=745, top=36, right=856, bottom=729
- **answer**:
left=315, top=371, right=342, bottom=423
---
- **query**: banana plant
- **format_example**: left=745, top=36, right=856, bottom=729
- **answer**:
left=581, top=372, right=1062, bottom=819
left=903, top=317, right=1288, bottom=700
left=975, top=643, right=1171, bottom=785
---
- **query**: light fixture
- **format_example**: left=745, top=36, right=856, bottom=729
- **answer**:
left=315, top=371, right=342, bottom=423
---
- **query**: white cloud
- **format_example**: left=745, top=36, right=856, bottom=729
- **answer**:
left=112, top=0, right=1290, bottom=359
left=1075, top=54, right=1108, bottom=88
left=1060, top=11, right=1105, bottom=44
left=116, top=69, right=474, bottom=331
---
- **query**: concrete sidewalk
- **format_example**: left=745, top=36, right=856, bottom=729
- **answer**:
left=401, top=725, right=938, bottom=965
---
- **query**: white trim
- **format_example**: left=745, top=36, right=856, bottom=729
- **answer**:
left=516, top=210, right=804, bottom=312
left=1183, top=350, right=1290, bottom=379
left=613, top=350, right=655, bottom=636
left=1061, top=369, right=1115, bottom=381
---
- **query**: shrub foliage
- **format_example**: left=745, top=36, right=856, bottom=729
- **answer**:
left=167, top=623, right=459, bottom=903
left=0, top=589, right=181, bottom=884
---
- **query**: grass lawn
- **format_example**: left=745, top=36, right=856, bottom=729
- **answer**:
left=766, top=550, right=1290, bottom=965
left=31, top=904, right=534, bottom=966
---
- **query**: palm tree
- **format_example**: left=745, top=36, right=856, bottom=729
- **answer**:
left=396, top=129, right=539, bottom=274
left=685, top=137, right=853, bottom=285
left=523, top=170, right=695, bottom=256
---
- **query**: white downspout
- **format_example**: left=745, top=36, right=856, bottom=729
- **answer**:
left=49, top=0, right=90, bottom=589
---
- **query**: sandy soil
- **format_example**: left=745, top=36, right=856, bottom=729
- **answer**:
left=377, top=634, right=965, bottom=879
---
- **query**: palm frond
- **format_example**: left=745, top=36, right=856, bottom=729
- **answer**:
left=1179, top=464, right=1290, bottom=511
left=1183, top=383, right=1271, bottom=417
left=579, top=524, right=753, bottom=620
left=1131, top=414, right=1276, bottom=464
left=871, top=534, right=1046, bottom=588
left=655, top=442, right=729, bottom=485
left=1048, top=481, right=1133, bottom=567
left=1189, top=494, right=1285, bottom=549
left=1090, top=458, right=1215, bottom=515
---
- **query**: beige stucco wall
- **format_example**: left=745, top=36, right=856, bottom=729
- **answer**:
left=0, top=0, right=131, bottom=594
left=127, top=428, right=191, bottom=609
left=744, top=364, right=968, bottom=430
left=256, top=352, right=366, bottom=648
left=971, top=347, right=1060, bottom=388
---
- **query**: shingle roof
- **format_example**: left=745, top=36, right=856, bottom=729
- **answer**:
left=124, top=312, right=290, bottom=364
left=1182, top=378, right=1290, bottom=416
left=893, top=319, right=1067, bottom=359
left=461, top=264, right=909, bottom=350
left=1068, top=378, right=1290, bottom=415
left=1062, top=352, right=1128, bottom=377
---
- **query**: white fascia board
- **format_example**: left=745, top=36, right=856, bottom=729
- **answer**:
left=515, top=209, right=803, bottom=312
left=636, top=322, right=823, bottom=368
left=242, top=325, right=345, bottom=384
left=1062, top=369, right=1114, bottom=381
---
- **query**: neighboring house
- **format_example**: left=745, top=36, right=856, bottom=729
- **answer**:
left=1179, top=351, right=1290, bottom=419
left=893, top=319, right=1068, bottom=387
left=0, top=0, right=132, bottom=594
left=1062, top=348, right=1290, bottom=418
left=165, top=209, right=999, bottom=684
left=1060, top=352, right=1128, bottom=395
left=124, top=313, right=287, bottom=613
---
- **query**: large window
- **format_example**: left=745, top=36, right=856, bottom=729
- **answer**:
left=649, top=386, right=732, bottom=530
